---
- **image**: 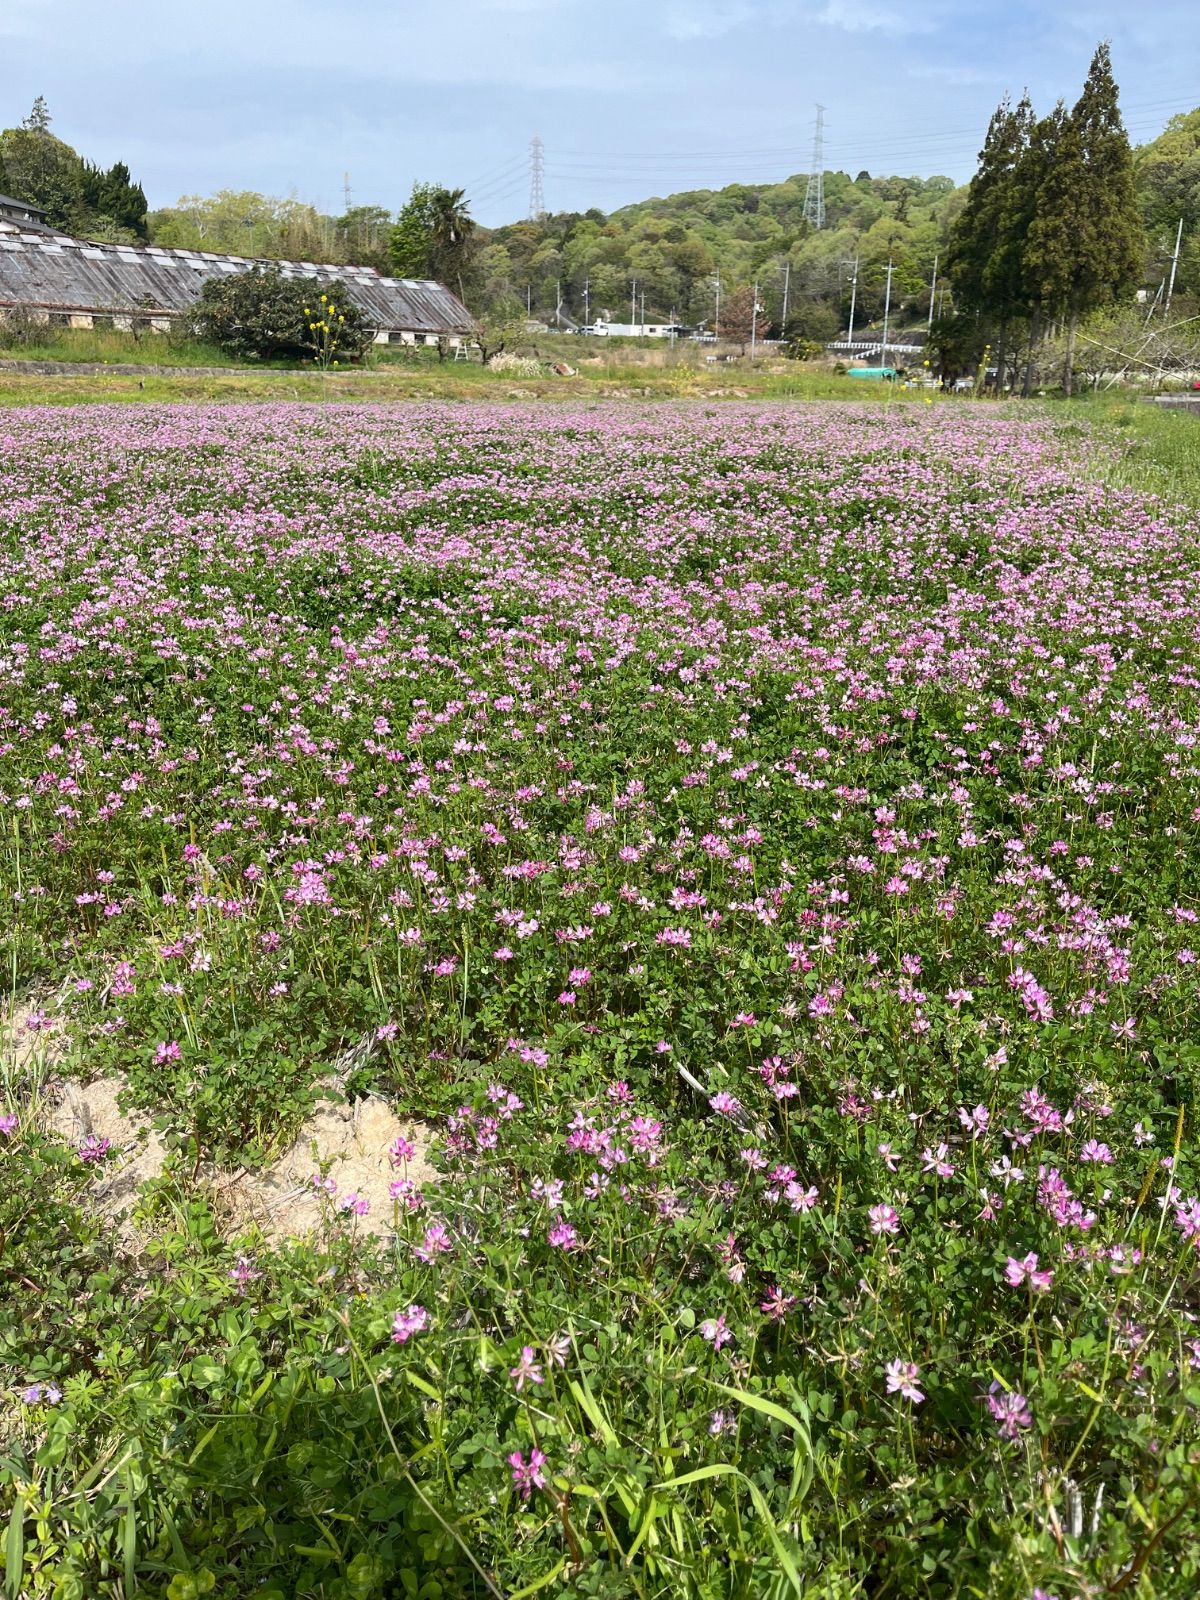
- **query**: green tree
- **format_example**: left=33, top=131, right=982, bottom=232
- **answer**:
left=334, top=205, right=392, bottom=269
left=0, top=115, right=85, bottom=231
left=79, top=159, right=148, bottom=238
left=427, top=187, right=476, bottom=300
left=22, top=96, right=52, bottom=134
left=945, top=93, right=1035, bottom=370
left=473, top=297, right=527, bottom=363
left=1025, top=44, right=1144, bottom=393
left=390, top=183, right=477, bottom=285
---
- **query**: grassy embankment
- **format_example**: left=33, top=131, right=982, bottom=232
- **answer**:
left=0, top=326, right=925, bottom=404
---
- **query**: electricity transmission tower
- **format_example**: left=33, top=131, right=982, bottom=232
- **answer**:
left=529, top=133, right=546, bottom=221
left=802, top=105, right=826, bottom=231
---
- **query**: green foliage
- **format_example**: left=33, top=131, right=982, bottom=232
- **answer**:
left=1135, top=108, right=1200, bottom=295
left=0, top=97, right=146, bottom=237
left=948, top=44, right=1147, bottom=393
left=147, top=191, right=341, bottom=261
left=945, top=95, right=1036, bottom=334
left=472, top=297, right=527, bottom=363
left=389, top=182, right=440, bottom=278
left=389, top=184, right=477, bottom=295
left=189, top=267, right=373, bottom=365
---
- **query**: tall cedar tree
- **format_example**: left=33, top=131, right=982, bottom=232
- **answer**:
left=946, top=94, right=1032, bottom=365
left=983, top=95, right=1037, bottom=385
left=1014, top=105, right=1071, bottom=393
left=1025, top=44, right=1144, bottom=392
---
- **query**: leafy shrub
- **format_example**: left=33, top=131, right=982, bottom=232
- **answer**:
left=190, top=266, right=373, bottom=363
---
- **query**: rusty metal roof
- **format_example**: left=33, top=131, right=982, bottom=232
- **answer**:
left=0, top=233, right=473, bottom=333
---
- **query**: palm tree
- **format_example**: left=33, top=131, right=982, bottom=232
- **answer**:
left=428, top=188, right=476, bottom=301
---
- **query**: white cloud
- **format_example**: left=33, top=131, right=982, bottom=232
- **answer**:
left=661, top=1, right=757, bottom=39
left=813, top=0, right=932, bottom=35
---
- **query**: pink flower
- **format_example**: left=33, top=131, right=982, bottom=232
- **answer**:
left=155, top=1039, right=181, bottom=1064
left=709, top=1091, right=742, bottom=1117
left=548, top=1221, right=582, bottom=1251
left=986, top=1382, right=1033, bottom=1440
left=1079, top=1139, right=1113, bottom=1164
left=0, top=1113, right=18, bottom=1136
left=415, top=1222, right=453, bottom=1262
left=78, top=1134, right=110, bottom=1163
left=229, top=1256, right=261, bottom=1294
left=509, top=1346, right=544, bottom=1391
left=958, top=1104, right=989, bottom=1138
left=391, top=1304, right=429, bottom=1345
left=785, top=1181, right=819, bottom=1212
left=700, top=1314, right=733, bottom=1350
left=920, top=1144, right=954, bottom=1178
left=389, top=1134, right=416, bottom=1166
left=868, top=1203, right=900, bottom=1236
left=760, top=1285, right=796, bottom=1321
left=1004, top=1252, right=1053, bottom=1292
left=508, top=1447, right=547, bottom=1499
left=884, top=1359, right=924, bottom=1403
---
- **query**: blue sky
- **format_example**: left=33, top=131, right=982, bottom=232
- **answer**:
left=3, top=0, right=1197, bottom=224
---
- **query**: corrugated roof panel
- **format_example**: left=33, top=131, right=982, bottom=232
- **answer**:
left=0, top=234, right=473, bottom=333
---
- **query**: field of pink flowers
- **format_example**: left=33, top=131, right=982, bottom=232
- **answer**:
left=2, top=401, right=1199, bottom=1599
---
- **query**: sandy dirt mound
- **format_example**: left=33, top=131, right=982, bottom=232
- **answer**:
left=35, top=1066, right=437, bottom=1245
left=2, top=998, right=66, bottom=1080
left=43, top=1075, right=170, bottom=1228
left=218, top=1094, right=438, bottom=1241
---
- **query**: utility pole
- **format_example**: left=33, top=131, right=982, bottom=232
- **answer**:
left=751, top=278, right=759, bottom=358
left=781, top=260, right=790, bottom=332
left=802, top=105, right=826, bottom=230
left=631, top=279, right=637, bottom=331
left=526, top=284, right=531, bottom=316
left=1165, top=218, right=1184, bottom=316
left=640, top=286, right=645, bottom=328
left=343, top=172, right=352, bottom=213
left=556, top=278, right=562, bottom=328
left=927, top=252, right=938, bottom=333
left=881, top=258, right=893, bottom=368
left=584, top=276, right=590, bottom=328
left=846, top=254, right=859, bottom=345
left=713, top=273, right=721, bottom=341
left=529, top=133, right=546, bottom=221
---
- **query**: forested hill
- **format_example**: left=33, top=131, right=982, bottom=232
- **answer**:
left=479, top=170, right=960, bottom=336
